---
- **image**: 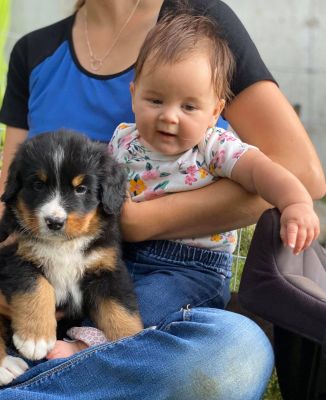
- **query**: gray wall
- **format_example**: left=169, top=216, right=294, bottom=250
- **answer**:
left=227, top=0, right=326, bottom=172
left=4, top=0, right=326, bottom=170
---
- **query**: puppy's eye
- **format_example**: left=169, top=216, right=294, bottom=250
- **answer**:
left=32, top=181, right=45, bottom=191
left=75, top=185, right=87, bottom=195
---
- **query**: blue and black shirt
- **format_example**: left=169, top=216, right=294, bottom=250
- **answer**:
left=0, top=0, right=275, bottom=141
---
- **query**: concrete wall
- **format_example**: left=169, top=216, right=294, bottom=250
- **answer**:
left=227, top=0, right=326, bottom=172
left=4, top=0, right=326, bottom=171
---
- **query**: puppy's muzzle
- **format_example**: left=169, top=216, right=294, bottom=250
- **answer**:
left=44, top=216, right=66, bottom=231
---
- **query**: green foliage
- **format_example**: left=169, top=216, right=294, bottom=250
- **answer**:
left=231, top=225, right=255, bottom=291
left=264, top=370, right=282, bottom=400
left=0, top=0, right=11, bottom=159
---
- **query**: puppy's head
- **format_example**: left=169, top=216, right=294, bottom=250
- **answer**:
left=1, top=130, right=126, bottom=240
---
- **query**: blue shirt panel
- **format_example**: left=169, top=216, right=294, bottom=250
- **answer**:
left=28, top=40, right=227, bottom=142
left=28, top=41, right=135, bottom=142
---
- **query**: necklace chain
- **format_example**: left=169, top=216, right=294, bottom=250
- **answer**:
left=84, top=0, right=141, bottom=72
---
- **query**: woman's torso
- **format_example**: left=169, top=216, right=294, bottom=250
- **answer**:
left=0, top=0, right=274, bottom=141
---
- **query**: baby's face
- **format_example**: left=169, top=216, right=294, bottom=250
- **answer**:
left=131, top=53, right=224, bottom=155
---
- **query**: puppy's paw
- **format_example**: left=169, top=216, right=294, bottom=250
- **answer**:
left=0, top=355, right=29, bottom=386
left=13, top=334, right=56, bottom=360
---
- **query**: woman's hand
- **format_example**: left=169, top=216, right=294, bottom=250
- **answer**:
left=120, top=193, right=151, bottom=242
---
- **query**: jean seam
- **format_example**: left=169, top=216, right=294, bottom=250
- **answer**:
left=9, top=329, right=149, bottom=390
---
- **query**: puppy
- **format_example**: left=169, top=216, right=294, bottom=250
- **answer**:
left=0, top=130, right=143, bottom=385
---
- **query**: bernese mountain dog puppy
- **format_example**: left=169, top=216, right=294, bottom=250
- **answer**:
left=0, top=130, right=143, bottom=385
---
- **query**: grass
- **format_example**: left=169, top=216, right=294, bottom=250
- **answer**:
left=232, top=225, right=282, bottom=400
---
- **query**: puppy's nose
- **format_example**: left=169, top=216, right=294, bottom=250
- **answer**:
left=44, top=216, right=66, bottom=231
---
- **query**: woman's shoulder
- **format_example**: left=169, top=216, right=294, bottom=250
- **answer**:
left=10, top=15, right=74, bottom=70
left=161, top=0, right=235, bottom=21
left=161, top=1, right=275, bottom=96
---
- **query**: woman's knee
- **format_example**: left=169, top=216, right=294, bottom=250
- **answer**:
left=163, top=308, right=274, bottom=400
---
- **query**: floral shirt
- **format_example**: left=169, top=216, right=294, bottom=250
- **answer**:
left=109, top=123, right=254, bottom=253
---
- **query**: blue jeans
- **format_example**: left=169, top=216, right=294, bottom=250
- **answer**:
left=124, top=240, right=233, bottom=327
left=0, top=240, right=274, bottom=399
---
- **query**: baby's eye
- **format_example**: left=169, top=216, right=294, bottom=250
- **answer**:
left=148, top=98, right=162, bottom=105
left=183, top=104, right=197, bottom=112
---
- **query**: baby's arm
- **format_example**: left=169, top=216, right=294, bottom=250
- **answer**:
left=231, top=149, right=321, bottom=254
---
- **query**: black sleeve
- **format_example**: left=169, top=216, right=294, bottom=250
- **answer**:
left=161, top=0, right=276, bottom=96
left=205, top=0, right=276, bottom=95
left=0, top=36, right=30, bottom=129
left=0, top=16, right=72, bottom=130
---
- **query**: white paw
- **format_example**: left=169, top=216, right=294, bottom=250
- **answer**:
left=0, top=355, right=29, bottom=386
left=13, top=334, right=56, bottom=360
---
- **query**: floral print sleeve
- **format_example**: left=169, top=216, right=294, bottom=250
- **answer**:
left=199, top=127, right=257, bottom=178
left=108, top=122, right=136, bottom=157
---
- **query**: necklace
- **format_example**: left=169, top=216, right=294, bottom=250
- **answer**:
left=84, top=0, right=141, bottom=72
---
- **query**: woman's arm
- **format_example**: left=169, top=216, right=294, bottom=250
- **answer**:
left=0, top=127, right=28, bottom=214
left=121, top=81, right=325, bottom=242
left=224, top=81, right=325, bottom=198
left=121, top=180, right=268, bottom=242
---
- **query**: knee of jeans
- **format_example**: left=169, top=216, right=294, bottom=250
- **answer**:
left=164, top=310, right=274, bottom=400
left=216, top=313, right=274, bottom=399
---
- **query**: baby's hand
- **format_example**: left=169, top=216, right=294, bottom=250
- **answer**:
left=280, top=203, right=320, bottom=254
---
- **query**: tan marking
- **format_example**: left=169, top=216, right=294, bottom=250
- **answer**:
left=65, top=210, right=101, bottom=238
left=72, top=175, right=85, bottom=187
left=11, top=276, right=56, bottom=343
left=92, top=298, right=143, bottom=341
left=87, top=247, right=117, bottom=273
left=0, top=293, right=11, bottom=320
left=0, top=318, right=7, bottom=361
left=16, top=241, right=41, bottom=265
left=36, top=170, right=47, bottom=182
left=16, top=197, right=40, bottom=235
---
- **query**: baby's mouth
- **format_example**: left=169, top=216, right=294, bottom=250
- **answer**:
left=158, top=130, right=176, bottom=137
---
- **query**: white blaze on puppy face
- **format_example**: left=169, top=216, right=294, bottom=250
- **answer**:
left=36, top=146, right=68, bottom=236
left=53, top=146, right=65, bottom=180
left=38, top=193, right=67, bottom=235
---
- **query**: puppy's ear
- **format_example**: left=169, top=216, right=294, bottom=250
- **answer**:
left=99, top=155, right=127, bottom=215
left=1, top=156, right=22, bottom=204
left=0, top=156, right=22, bottom=242
left=0, top=208, right=18, bottom=242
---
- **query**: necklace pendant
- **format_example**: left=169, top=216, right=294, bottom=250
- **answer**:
left=90, top=58, right=102, bottom=71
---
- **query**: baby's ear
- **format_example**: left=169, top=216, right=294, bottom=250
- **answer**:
left=210, top=99, right=225, bottom=128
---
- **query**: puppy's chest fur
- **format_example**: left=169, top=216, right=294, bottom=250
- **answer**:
left=17, top=236, right=96, bottom=313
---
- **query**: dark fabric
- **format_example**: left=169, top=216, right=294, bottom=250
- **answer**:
left=239, top=208, right=326, bottom=345
left=0, top=0, right=276, bottom=131
left=273, top=326, right=326, bottom=400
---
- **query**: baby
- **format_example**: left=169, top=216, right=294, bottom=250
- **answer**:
left=47, top=13, right=319, bottom=359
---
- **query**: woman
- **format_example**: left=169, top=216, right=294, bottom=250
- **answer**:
left=0, top=1, right=324, bottom=398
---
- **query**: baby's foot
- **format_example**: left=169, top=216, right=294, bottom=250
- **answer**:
left=46, top=340, right=88, bottom=360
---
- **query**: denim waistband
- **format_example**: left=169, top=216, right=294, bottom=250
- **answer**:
left=123, top=240, right=233, bottom=272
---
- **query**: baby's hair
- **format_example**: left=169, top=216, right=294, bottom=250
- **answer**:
left=134, top=13, right=235, bottom=103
